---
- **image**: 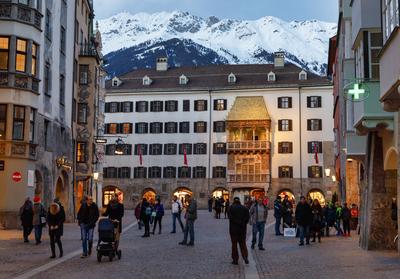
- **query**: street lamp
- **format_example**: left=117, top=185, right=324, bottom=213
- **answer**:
left=332, top=175, right=337, bottom=182
left=325, top=168, right=331, bottom=177
left=115, top=138, right=124, bottom=155
left=92, top=172, right=100, bottom=204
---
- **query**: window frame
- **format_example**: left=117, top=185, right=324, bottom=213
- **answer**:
left=307, top=96, right=322, bottom=108
left=79, top=64, right=89, bottom=85
left=76, top=142, right=87, bottom=163
left=0, top=37, right=9, bottom=71
left=278, top=142, right=293, bottom=154
left=12, top=105, right=25, bottom=140
left=278, top=166, right=293, bottom=178
left=194, top=121, right=207, bottom=133
left=278, top=119, right=292, bottom=131
left=77, top=103, right=88, bottom=124
left=278, top=97, right=292, bottom=109
left=15, top=38, right=27, bottom=73
left=194, top=100, right=207, bottom=111
left=307, top=119, right=322, bottom=131
left=0, top=104, right=7, bottom=140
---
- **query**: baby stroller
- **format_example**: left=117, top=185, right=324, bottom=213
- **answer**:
left=97, top=217, right=122, bottom=262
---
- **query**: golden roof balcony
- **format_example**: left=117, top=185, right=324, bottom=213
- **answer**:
left=227, top=140, right=271, bottom=153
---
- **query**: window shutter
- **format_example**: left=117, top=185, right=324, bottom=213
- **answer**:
left=307, top=97, right=311, bottom=108
left=118, top=168, right=122, bottom=178
left=307, top=120, right=311, bottom=130
left=213, top=122, right=217, bottom=132
left=319, top=119, right=322, bottom=130
left=194, top=122, right=198, bottom=133
left=213, top=99, right=218, bottom=110
left=223, top=99, right=227, bottom=110
left=204, top=100, right=208, bottom=111
left=278, top=143, right=282, bottom=153
left=278, top=120, right=282, bottom=131
left=194, top=101, right=198, bottom=111
left=144, top=123, right=148, bottom=133
left=288, top=97, right=292, bottom=108
left=213, top=143, right=217, bottom=154
left=129, top=102, right=134, bottom=112
left=278, top=167, right=282, bottom=178
left=129, top=123, right=133, bottom=134
left=318, top=97, right=322, bottom=107
left=212, top=167, right=216, bottom=178
left=308, top=167, right=312, bottom=178
left=204, top=122, right=207, bottom=132
left=289, top=167, right=293, bottom=178
left=105, top=103, right=110, bottom=113
left=289, top=142, right=293, bottom=153
left=163, top=144, right=167, bottom=155
left=319, top=142, right=323, bottom=153
left=135, top=102, right=139, bottom=112
left=308, top=142, right=312, bottom=153
left=289, top=120, right=293, bottom=131
left=145, top=101, right=149, bottom=112
left=278, top=98, right=282, bottom=108
left=223, top=167, right=226, bottom=178
left=174, top=101, right=178, bottom=111
left=319, top=167, right=323, bottom=177
left=135, top=123, right=139, bottom=133
left=127, top=145, right=132, bottom=155
left=105, top=124, right=110, bottom=134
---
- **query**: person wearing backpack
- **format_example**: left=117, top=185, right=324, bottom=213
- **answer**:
left=152, top=198, right=165, bottom=234
left=171, top=195, right=184, bottom=233
left=140, top=198, right=152, bottom=237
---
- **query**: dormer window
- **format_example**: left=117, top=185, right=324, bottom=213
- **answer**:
left=299, top=70, right=307, bottom=81
left=179, top=74, right=188, bottom=85
left=111, top=76, right=121, bottom=87
left=268, top=71, right=276, bottom=82
left=143, top=75, right=152, bottom=86
left=228, top=73, right=236, bottom=84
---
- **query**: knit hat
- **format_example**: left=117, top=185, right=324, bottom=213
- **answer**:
left=33, top=196, right=41, bottom=203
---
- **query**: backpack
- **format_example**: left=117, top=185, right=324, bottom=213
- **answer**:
left=145, top=206, right=152, bottom=216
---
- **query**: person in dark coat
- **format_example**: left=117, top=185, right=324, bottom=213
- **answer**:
left=214, top=198, right=222, bottom=219
left=152, top=198, right=165, bottom=234
left=295, top=196, right=313, bottom=246
left=179, top=195, right=197, bottom=246
left=53, top=198, right=66, bottom=236
left=325, top=202, right=336, bottom=237
left=273, top=196, right=283, bottom=236
left=228, top=197, right=250, bottom=265
left=47, top=202, right=65, bottom=258
left=19, top=198, right=33, bottom=243
left=135, top=202, right=142, bottom=230
left=224, top=199, right=230, bottom=219
left=311, top=199, right=323, bottom=243
left=104, top=194, right=124, bottom=233
left=140, top=198, right=151, bottom=237
left=342, top=203, right=351, bottom=236
left=77, top=196, right=99, bottom=258
left=282, top=195, right=293, bottom=228
left=208, top=197, right=213, bottom=212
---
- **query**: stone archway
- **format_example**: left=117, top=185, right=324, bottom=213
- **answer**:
left=307, top=189, right=326, bottom=205
left=212, top=187, right=229, bottom=200
left=277, top=189, right=296, bottom=203
left=55, top=173, right=68, bottom=209
left=103, top=186, right=124, bottom=206
left=173, top=187, right=193, bottom=205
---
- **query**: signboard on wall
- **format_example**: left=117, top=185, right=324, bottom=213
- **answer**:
left=27, top=170, right=34, bottom=187
left=12, top=172, right=22, bottom=182
left=0, top=160, right=4, bottom=171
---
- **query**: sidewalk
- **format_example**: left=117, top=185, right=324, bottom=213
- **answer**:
left=0, top=210, right=136, bottom=279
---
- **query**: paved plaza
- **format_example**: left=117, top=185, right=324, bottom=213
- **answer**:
left=0, top=210, right=399, bottom=279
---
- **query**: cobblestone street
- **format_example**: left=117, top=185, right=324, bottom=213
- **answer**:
left=1, top=211, right=399, bottom=279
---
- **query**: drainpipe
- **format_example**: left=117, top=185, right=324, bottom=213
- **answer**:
left=208, top=89, right=212, bottom=197
left=299, top=87, right=303, bottom=196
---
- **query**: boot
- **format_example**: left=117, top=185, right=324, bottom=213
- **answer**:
left=58, top=242, right=63, bottom=258
left=88, top=241, right=93, bottom=256
left=50, top=243, right=56, bottom=259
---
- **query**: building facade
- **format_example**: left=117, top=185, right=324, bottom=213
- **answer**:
left=103, top=56, right=335, bottom=209
left=0, top=0, right=75, bottom=228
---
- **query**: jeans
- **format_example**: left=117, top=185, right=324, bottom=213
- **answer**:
left=80, top=224, right=94, bottom=255
left=298, top=225, right=310, bottom=244
left=183, top=219, right=195, bottom=244
left=153, top=216, right=162, bottom=233
left=252, top=221, right=266, bottom=248
left=34, top=225, right=42, bottom=243
left=172, top=213, right=184, bottom=232
left=275, top=217, right=282, bottom=235
left=230, top=233, right=248, bottom=263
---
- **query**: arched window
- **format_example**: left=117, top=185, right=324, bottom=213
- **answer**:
left=268, top=71, right=276, bottom=82
left=299, top=70, right=307, bottom=81
left=228, top=73, right=236, bottom=84
left=179, top=74, right=188, bottom=85
left=142, top=75, right=152, bottom=86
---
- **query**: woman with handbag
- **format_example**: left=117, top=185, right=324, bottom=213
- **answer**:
left=47, top=202, right=65, bottom=258
left=32, top=196, right=46, bottom=245
left=152, top=198, right=165, bottom=234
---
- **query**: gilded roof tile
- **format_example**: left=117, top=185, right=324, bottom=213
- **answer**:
left=227, top=96, right=270, bottom=121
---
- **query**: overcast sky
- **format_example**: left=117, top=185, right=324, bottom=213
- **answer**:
left=94, top=0, right=339, bottom=22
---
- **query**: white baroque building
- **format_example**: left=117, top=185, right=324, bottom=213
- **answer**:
left=103, top=55, right=335, bottom=208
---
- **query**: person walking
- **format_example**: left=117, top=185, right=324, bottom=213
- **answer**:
left=325, top=202, right=336, bottom=237
left=273, top=196, right=283, bottom=236
left=208, top=196, right=213, bottom=212
left=135, top=202, right=142, bottom=230
left=342, top=203, right=351, bottom=236
left=228, top=197, right=250, bottom=265
left=335, top=204, right=344, bottom=236
left=350, top=204, right=359, bottom=231
left=32, top=196, right=46, bottom=245
left=215, top=198, right=222, bottom=219
left=311, top=199, right=323, bottom=243
left=224, top=199, right=230, bottom=219
left=47, top=202, right=65, bottom=258
left=295, top=196, right=313, bottom=246
left=179, top=195, right=197, bottom=246
left=19, top=198, right=33, bottom=243
left=152, top=198, right=165, bottom=234
left=249, top=196, right=268, bottom=250
left=171, top=196, right=184, bottom=233
left=282, top=195, right=293, bottom=229
left=140, top=198, right=152, bottom=237
left=77, top=196, right=99, bottom=258
left=104, top=194, right=124, bottom=233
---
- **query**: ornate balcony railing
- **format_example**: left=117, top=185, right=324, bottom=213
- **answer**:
left=0, top=72, right=40, bottom=93
left=79, top=43, right=100, bottom=58
left=227, top=141, right=271, bottom=152
left=228, top=173, right=271, bottom=183
left=0, top=3, right=42, bottom=30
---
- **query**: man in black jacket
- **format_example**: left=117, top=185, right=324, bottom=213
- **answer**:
left=228, top=197, right=250, bottom=265
left=274, top=196, right=283, bottom=236
left=295, top=196, right=312, bottom=246
left=77, top=196, right=99, bottom=258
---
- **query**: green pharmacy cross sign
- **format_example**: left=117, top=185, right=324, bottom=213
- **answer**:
left=344, top=81, right=370, bottom=102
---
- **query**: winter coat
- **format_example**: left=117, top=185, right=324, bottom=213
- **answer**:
left=295, top=202, right=313, bottom=226
left=104, top=200, right=124, bottom=232
left=311, top=204, right=323, bottom=228
left=342, top=207, right=351, bottom=221
left=273, top=200, right=283, bottom=219
left=77, top=202, right=99, bottom=228
left=47, top=203, right=65, bottom=237
left=140, top=201, right=151, bottom=221
left=32, top=202, right=46, bottom=226
left=19, top=201, right=33, bottom=227
left=325, top=206, right=336, bottom=225
left=282, top=199, right=293, bottom=216
left=249, top=202, right=268, bottom=225
left=228, top=203, right=250, bottom=239
left=185, top=199, right=198, bottom=221
left=154, top=203, right=165, bottom=218
left=134, top=203, right=141, bottom=219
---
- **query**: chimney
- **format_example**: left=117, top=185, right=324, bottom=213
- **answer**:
left=156, top=57, right=168, bottom=71
left=274, top=52, right=285, bottom=68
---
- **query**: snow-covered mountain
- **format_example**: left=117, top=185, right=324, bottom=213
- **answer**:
left=98, top=11, right=337, bottom=77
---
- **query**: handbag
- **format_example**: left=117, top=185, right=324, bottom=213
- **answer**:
left=151, top=211, right=157, bottom=217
